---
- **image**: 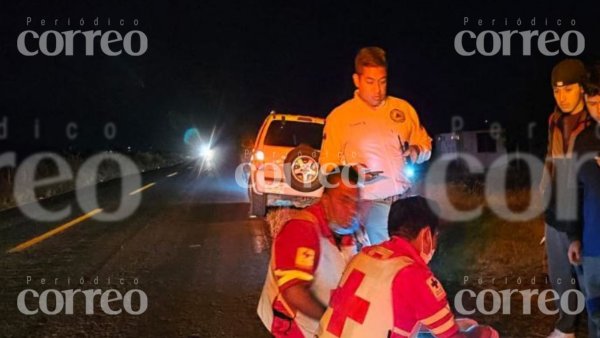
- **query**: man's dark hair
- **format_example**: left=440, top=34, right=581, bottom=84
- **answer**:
left=355, top=47, right=387, bottom=75
left=322, top=165, right=359, bottom=193
left=584, top=63, right=600, bottom=97
left=388, top=196, right=439, bottom=239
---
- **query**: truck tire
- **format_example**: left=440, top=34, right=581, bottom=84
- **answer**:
left=284, top=144, right=322, bottom=193
left=250, top=190, right=267, bottom=217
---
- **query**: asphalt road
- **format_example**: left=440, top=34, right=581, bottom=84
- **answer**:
left=0, top=161, right=272, bottom=338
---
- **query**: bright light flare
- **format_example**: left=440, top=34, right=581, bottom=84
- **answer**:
left=254, top=150, right=265, bottom=161
left=200, top=145, right=214, bottom=160
left=404, top=165, right=415, bottom=178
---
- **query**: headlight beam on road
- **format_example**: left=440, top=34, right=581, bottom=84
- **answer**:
left=6, top=208, right=104, bottom=253
left=128, top=182, right=156, bottom=196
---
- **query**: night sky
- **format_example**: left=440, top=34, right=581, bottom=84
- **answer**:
left=1, top=0, right=599, bottom=156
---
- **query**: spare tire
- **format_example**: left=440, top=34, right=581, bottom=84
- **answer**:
left=284, top=145, right=322, bottom=193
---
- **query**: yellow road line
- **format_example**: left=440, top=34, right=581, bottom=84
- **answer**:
left=167, top=172, right=178, bottom=178
left=7, top=208, right=103, bottom=253
left=129, top=182, right=156, bottom=196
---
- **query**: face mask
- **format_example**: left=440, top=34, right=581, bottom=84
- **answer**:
left=420, top=235, right=436, bottom=264
left=331, top=217, right=360, bottom=236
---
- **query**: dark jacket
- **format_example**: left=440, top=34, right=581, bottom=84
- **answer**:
left=570, top=122, right=600, bottom=256
left=541, top=107, right=589, bottom=232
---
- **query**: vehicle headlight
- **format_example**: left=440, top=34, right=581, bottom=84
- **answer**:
left=199, top=145, right=214, bottom=160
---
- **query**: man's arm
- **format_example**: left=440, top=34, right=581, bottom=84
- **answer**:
left=405, top=103, right=432, bottom=164
left=567, top=160, right=584, bottom=265
left=319, top=111, right=345, bottom=170
left=271, top=219, right=322, bottom=317
left=393, top=267, right=459, bottom=338
left=281, top=283, right=326, bottom=320
left=565, top=168, right=584, bottom=243
left=540, top=114, right=556, bottom=194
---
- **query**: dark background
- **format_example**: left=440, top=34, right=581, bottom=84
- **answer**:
left=1, top=0, right=599, bottom=158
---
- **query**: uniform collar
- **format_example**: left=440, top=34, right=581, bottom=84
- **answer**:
left=386, top=236, right=427, bottom=266
left=307, top=203, right=334, bottom=238
left=308, top=203, right=352, bottom=247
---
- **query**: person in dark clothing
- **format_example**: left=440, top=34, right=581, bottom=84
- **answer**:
left=568, top=63, right=600, bottom=338
left=541, top=59, right=589, bottom=338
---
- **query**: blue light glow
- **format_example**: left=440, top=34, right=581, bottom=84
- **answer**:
left=405, top=165, right=415, bottom=178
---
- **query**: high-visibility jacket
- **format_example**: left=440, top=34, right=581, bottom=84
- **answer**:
left=258, top=208, right=356, bottom=337
left=319, top=92, right=432, bottom=200
left=319, top=237, right=459, bottom=338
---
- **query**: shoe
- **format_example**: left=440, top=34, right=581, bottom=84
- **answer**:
left=546, top=329, right=575, bottom=338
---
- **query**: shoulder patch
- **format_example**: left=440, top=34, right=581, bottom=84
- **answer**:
left=390, top=109, right=406, bottom=123
left=426, top=276, right=446, bottom=300
left=365, top=246, right=394, bottom=260
left=295, top=247, right=316, bottom=269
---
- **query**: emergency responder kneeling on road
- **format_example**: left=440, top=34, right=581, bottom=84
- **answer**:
left=257, top=165, right=362, bottom=337
left=318, top=196, right=499, bottom=338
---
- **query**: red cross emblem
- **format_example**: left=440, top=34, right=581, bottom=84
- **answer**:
left=326, top=270, right=371, bottom=337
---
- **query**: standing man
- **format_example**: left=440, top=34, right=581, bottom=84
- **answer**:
left=567, top=63, right=600, bottom=338
left=318, top=197, right=498, bottom=338
left=257, top=166, right=361, bottom=337
left=319, top=47, right=432, bottom=245
left=541, top=58, right=589, bottom=338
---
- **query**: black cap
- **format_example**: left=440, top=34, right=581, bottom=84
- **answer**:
left=551, top=59, right=586, bottom=87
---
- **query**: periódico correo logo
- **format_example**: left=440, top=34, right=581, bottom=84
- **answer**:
left=17, top=288, right=148, bottom=315
left=17, top=17, right=148, bottom=56
left=454, top=17, right=585, bottom=56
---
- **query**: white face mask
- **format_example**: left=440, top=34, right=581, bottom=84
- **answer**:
left=420, top=235, right=436, bottom=264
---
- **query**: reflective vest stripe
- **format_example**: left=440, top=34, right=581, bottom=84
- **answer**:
left=274, top=269, right=315, bottom=287
left=429, top=316, right=456, bottom=336
left=259, top=208, right=352, bottom=338
left=391, top=326, right=411, bottom=336
left=421, top=305, right=451, bottom=325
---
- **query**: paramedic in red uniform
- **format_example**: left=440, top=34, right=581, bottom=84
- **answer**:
left=319, top=46, right=432, bottom=245
left=258, top=166, right=362, bottom=337
left=318, top=196, right=498, bottom=338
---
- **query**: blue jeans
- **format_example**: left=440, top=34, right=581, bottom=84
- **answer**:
left=545, top=224, right=583, bottom=334
left=581, top=256, right=600, bottom=338
left=363, top=200, right=391, bottom=245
